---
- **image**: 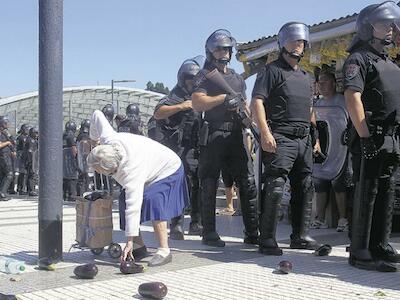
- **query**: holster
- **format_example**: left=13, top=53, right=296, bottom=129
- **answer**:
left=198, top=121, right=209, bottom=147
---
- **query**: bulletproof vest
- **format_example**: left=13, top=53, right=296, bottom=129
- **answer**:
left=360, top=50, right=400, bottom=125
left=147, top=116, right=165, bottom=142
left=76, top=131, right=90, bottom=142
left=63, top=131, right=76, bottom=148
left=17, top=134, right=28, bottom=151
left=160, top=87, right=200, bottom=150
left=0, top=130, right=12, bottom=156
left=266, top=65, right=312, bottom=123
left=26, top=137, right=38, bottom=152
left=24, top=137, right=38, bottom=164
left=118, top=118, right=141, bottom=135
left=202, top=68, right=245, bottom=123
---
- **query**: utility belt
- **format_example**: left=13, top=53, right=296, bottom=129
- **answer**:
left=270, top=124, right=310, bottom=138
left=198, top=121, right=242, bottom=147
left=208, top=121, right=242, bottom=132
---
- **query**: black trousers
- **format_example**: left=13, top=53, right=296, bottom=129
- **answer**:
left=198, top=129, right=257, bottom=237
left=260, top=132, right=314, bottom=241
left=350, top=135, right=399, bottom=252
left=181, top=148, right=201, bottom=223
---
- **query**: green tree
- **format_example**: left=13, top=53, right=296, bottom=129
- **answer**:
left=145, top=81, right=169, bottom=95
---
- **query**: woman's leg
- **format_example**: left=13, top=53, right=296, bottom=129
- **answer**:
left=153, top=220, right=169, bottom=249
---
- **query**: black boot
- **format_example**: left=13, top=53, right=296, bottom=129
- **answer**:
left=370, top=177, right=400, bottom=265
left=188, top=221, right=203, bottom=236
left=170, top=214, right=185, bottom=240
left=237, top=175, right=259, bottom=245
left=349, top=179, right=395, bottom=271
left=0, top=192, right=9, bottom=201
left=0, top=172, right=13, bottom=201
left=188, top=169, right=202, bottom=236
left=290, top=175, right=320, bottom=250
left=202, top=231, right=225, bottom=247
left=200, top=178, right=225, bottom=247
left=132, top=245, right=150, bottom=261
left=258, top=177, right=285, bottom=255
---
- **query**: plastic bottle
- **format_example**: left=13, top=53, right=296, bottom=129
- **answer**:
left=0, top=256, right=26, bottom=274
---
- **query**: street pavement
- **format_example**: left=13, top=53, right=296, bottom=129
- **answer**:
left=0, top=196, right=399, bottom=299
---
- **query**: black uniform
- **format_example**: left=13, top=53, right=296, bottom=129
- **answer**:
left=76, top=130, right=91, bottom=195
left=194, top=63, right=258, bottom=245
left=153, top=85, right=202, bottom=236
left=15, top=133, right=29, bottom=194
left=0, top=129, right=14, bottom=199
left=343, top=42, right=400, bottom=268
left=252, top=54, right=318, bottom=254
left=117, top=117, right=143, bottom=135
left=24, top=135, right=38, bottom=196
left=63, top=131, right=78, bottom=201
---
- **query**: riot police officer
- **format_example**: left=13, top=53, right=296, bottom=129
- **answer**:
left=192, top=30, right=258, bottom=247
left=252, top=22, right=320, bottom=255
left=153, top=56, right=204, bottom=239
left=118, top=104, right=143, bottom=135
left=76, top=119, right=91, bottom=195
left=63, top=120, right=78, bottom=202
left=16, top=124, right=30, bottom=195
left=25, top=127, right=39, bottom=196
left=343, top=1, right=400, bottom=272
left=102, top=104, right=115, bottom=125
left=0, top=117, right=14, bottom=201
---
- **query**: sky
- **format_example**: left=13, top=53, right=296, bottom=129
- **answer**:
left=0, top=0, right=380, bottom=98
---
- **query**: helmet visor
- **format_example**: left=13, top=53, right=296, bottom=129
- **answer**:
left=368, top=1, right=400, bottom=31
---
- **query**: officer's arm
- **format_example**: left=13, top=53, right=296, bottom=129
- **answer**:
left=154, top=102, right=190, bottom=120
left=191, top=92, right=226, bottom=112
left=0, top=141, right=11, bottom=149
left=310, top=109, right=317, bottom=127
left=251, top=98, right=272, bottom=136
left=344, top=89, right=370, bottom=137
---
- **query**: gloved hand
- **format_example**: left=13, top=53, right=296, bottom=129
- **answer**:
left=360, top=137, right=378, bottom=160
left=223, top=94, right=241, bottom=110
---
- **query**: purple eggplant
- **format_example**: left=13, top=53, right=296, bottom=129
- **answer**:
left=73, top=263, right=98, bottom=279
left=120, top=260, right=144, bottom=274
left=138, top=282, right=168, bottom=299
left=277, top=260, right=293, bottom=274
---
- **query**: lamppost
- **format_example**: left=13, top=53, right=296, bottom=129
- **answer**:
left=111, top=79, right=136, bottom=114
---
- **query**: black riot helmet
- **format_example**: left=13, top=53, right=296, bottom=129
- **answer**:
left=353, top=1, right=400, bottom=46
left=65, top=120, right=77, bottom=133
left=126, top=104, right=140, bottom=119
left=0, top=116, right=9, bottom=130
left=29, top=126, right=39, bottom=138
left=177, top=56, right=204, bottom=93
left=205, top=29, right=236, bottom=65
left=18, top=123, right=30, bottom=135
left=102, top=104, right=115, bottom=122
left=278, top=22, right=310, bottom=60
left=80, top=119, right=90, bottom=133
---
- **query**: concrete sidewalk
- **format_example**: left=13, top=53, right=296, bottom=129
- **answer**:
left=0, top=197, right=399, bottom=299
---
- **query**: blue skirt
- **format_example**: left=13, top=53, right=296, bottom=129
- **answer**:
left=118, top=164, right=189, bottom=230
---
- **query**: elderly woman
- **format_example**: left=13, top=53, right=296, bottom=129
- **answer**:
left=87, top=110, right=188, bottom=266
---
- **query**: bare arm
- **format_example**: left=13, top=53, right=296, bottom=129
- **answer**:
left=310, top=108, right=317, bottom=127
left=0, top=141, right=11, bottom=150
left=251, top=97, right=276, bottom=152
left=191, top=92, right=226, bottom=112
left=251, top=98, right=271, bottom=137
left=154, top=101, right=192, bottom=120
left=344, top=89, right=370, bottom=138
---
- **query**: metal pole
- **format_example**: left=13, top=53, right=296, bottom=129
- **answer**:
left=38, top=0, right=63, bottom=261
left=111, top=79, right=114, bottom=112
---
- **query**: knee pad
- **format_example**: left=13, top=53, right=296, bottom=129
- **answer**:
left=237, top=175, right=257, bottom=199
left=6, top=172, right=14, bottom=181
left=264, top=177, right=286, bottom=201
